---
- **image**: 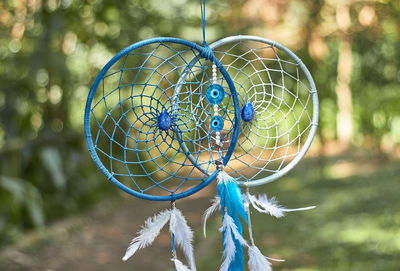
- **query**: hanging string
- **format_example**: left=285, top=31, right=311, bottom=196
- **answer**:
left=199, top=0, right=214, bottom=62
left=245, top=186, right=255, bottom=246
left=200, top=0, right=206, bottom=45
left=171, top=201, right=177, bottom=271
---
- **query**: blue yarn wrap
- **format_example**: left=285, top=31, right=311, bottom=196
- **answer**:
left=217, top=172, right=248, bottom=271
left=200, top=42, right=214, bottom=60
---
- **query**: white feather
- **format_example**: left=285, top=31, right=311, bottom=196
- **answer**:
left=219, top=213, right=250, bottom=271
left=248, top=245, right=273, bottom=271
left=202, top=196, right=221, bottom=237
left=170, top=208, right=196, bottom=271
left=172, top=258, right=192, bottom=271
left=247, top=194, right=315, bottom=218
left=219, top=216, right=236, bottom=271
left=122, top=209, right=172, bottom=261
left=224, top=214, right=249, bottom=247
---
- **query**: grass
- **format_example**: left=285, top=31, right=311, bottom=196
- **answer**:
left=197, top=151, right=400, bottom=270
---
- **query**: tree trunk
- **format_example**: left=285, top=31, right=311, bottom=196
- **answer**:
left=335, top=5, right=353, bottom=147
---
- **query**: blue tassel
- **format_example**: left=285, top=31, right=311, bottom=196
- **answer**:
left=217, top=172, right=248, bottom=271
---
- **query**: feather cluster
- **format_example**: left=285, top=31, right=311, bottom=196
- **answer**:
left=123, top=208, right=196, bottom=271
left=217, top=171, right=248, bottom=270
left=203, top=173, right=310, bottom=271
left=218, top=213, right=284, bottom=271
left=246, top=193, right=315, bottom=218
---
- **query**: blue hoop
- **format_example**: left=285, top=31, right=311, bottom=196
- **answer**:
left=84, top=37, right=240, bottom=201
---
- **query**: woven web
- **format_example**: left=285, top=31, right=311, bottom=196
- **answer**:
left=88, top=41, right=236, bottom=197
left=211, top=40, right=315, bottom=182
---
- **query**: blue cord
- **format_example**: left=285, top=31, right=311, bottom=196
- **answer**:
left=200, top=0, right=206, bottom=45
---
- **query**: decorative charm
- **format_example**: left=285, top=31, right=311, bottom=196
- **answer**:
left=206, top=84, right=225, bottom=104
left=241, top=102, right=255, bottom=122
left=158, top=110, right=172, bottom=131
left=210, top=116, right=224, bottom=132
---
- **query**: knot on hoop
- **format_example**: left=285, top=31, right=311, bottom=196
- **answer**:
left=200, top=42, right=214, bottom=61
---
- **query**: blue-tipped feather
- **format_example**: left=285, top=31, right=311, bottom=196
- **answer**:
left=217, top=172, right=248, bottom=271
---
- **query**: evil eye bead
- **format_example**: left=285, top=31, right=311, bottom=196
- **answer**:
left=158, top=110, right=171, bottom=131
left=210, top=116, right=224, bottom=132
left=206, top=84, right=225, bottom=105
left=241, top=102, right=255, bottom=122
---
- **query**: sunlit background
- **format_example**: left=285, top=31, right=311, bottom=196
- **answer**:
left=0, top=0, right=399, bottom=270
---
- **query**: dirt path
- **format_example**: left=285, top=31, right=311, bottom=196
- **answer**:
left=2, top=150, right=395, bottom=271
left=0, top=186, right=216, bottom=271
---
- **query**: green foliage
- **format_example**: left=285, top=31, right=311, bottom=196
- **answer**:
left=0, top=140, right=118, bottom=246
left=352, top=26, right=400, bottom=143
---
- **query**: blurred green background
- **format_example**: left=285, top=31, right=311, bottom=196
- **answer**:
left=0, top=0, right=399, bottom=270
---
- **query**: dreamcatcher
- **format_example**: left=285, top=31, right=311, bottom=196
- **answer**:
left=84, top=37, right=240, bottom=269
left=200, top=36, right=319, bottom=270
left=84, top=1, right=318, bottom=271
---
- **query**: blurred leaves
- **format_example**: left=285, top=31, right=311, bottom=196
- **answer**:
left=0, top=175, right=44, bottom=244
left=40, top=147, right=66, bottom=190
left=0, top=0, right=227, bottom=247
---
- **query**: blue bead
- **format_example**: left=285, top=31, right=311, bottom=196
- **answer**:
left=241, top=102, right=255, bottom=122
left=210, top=116, right=224, bottom=132
left=206, top=84, right=225, bottom=105
left=158, top=110, right=171, bottom=131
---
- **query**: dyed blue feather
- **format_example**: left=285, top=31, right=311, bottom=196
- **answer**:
left=217, top=173, right=248, bottom=271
